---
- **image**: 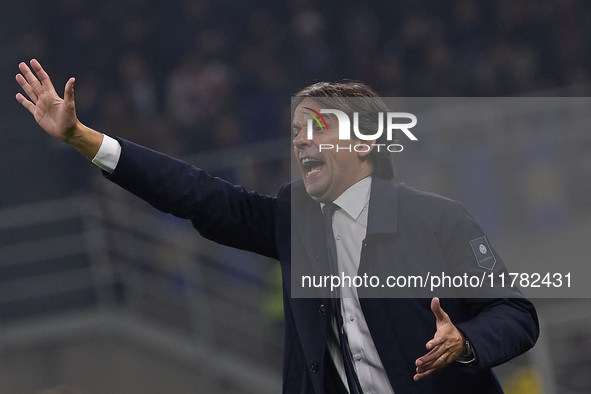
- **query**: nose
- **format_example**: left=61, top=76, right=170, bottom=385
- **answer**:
left=293, top=131, right=311, bottom=149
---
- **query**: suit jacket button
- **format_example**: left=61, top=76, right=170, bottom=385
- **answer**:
left=319, top=304, right=326, bottom=316
left=309, top=361, right=319, bottom=373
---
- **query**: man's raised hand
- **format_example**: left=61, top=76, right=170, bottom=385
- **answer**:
left=15, top=59, right=103, bottom=159
left=16, top=59, right=78, bottom=142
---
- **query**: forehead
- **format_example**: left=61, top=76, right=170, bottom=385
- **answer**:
left=293, top=98, right=320, bottom=116
left=292, top=98, right=335, bottom=126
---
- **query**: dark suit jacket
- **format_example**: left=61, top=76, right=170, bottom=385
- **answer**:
left=105, top=138, right=539, bottom=394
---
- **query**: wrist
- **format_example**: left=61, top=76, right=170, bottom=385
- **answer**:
left=59, top=116, right=81, bottom=142
left=66, top=122, right=104, bottom=160
left=63, top=119, right=84, bottom=142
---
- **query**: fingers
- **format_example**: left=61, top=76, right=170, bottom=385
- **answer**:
left=426, top=333, right=445, bottom=350
left=15, top=72, right=38, bottom=103
left=414, top=348, right=453, bottom=380
left=18, top=61, right=41, bottom=89
left=416, top=345, right=445, bottom=368
left=414, top=352, right=449, bottom=381
left=30, top=59, right=55, bottom=90
left=16, top=59, right=55, bottom=101
left=15, top=92, right=36, bottom=115
left=64, top=77, right=76, bottom=105
left=430, top=297, right=449, bottom=324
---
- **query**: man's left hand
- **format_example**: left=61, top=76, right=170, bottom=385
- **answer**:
left=413, top=297, right=465, bottom=381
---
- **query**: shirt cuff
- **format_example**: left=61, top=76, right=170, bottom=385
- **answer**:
left=91, top=134, right=121, bottom=173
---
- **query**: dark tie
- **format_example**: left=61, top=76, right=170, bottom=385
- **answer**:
left=322, top=203, right=364, bottom=394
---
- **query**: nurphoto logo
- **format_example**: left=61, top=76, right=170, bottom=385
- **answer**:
left=304, top=107, right=418, bottom=153
left=304, top=107, right=418, bottom=152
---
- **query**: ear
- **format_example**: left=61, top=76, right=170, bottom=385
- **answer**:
left=356, top=139, right=376, bottom=159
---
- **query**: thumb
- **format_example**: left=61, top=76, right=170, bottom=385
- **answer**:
left=431, top=297, right=449, bottom=324
left=64, top=77, right=75, bottom=104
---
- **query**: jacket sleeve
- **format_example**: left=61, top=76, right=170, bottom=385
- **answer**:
left=437, top=200, right=539, bottom=371
left=104, top=138, right=279, bottom=259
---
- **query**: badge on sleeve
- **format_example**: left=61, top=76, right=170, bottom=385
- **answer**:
left=469, top=236, right=496, bottom=270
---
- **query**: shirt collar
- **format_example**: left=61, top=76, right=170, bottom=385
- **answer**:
left=322, top=176, right=372, bottom=221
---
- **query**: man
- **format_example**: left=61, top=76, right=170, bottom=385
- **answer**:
left=15, top=59, right=538, bottom=393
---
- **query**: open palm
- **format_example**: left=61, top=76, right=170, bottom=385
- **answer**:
left=15, top=59, right=78, bottom=142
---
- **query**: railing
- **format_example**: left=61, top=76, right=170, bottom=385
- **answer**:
left=0, top=193, right=283, bottom=392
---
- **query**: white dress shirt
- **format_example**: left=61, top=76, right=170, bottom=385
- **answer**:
left=92, top=134, right=121, bottom=173
left=323, top=177, right=395, bottom=394
left=93, top=137, right=395, bottom=393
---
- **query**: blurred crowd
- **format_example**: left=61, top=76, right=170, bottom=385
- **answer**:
left=20, top=0, right=590, bottom=160
left=1, top=0, right=586, bottom=229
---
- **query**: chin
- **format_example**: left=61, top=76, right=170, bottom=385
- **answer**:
left=303, top=184, right=325, bottom=201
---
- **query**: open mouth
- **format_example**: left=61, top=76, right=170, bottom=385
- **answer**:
left=301, top=157, right=325, bottom=177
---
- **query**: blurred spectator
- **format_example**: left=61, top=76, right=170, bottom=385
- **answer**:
left=118, top=53, right=157, bottom=118
left=165, top=35, right=233, bottom=153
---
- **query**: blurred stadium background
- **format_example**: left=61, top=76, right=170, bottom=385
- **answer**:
left=1, top=0, right=590, bottom=393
